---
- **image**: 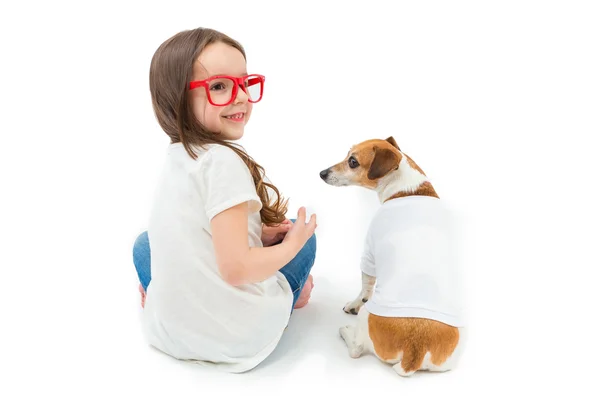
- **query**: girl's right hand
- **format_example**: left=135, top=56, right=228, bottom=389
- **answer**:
left=282, top=207, right=317, bottom=250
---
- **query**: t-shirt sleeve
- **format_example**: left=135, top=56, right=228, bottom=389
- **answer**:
left=195, top=145, right=262, bottom=221
left=360, top=229, right=376, bottom=277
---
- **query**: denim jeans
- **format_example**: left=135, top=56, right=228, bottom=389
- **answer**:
left=132, top=221, right=316, bottom=310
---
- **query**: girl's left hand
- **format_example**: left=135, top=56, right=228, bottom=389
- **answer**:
left=261, top=219, right=293, bottom=247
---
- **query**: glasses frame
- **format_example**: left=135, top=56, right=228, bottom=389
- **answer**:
left=189, top=74, right=265, bottom=106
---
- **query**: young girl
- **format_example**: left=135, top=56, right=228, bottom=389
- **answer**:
left=132, top=27, right=317, bottom=373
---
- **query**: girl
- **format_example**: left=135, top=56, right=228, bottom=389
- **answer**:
left=132, top=27, right=317, bottom=373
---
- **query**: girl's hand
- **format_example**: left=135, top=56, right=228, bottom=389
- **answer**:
left=261, top=219, right=293, bottom=247
left=282, top=208, right=317, bottom=251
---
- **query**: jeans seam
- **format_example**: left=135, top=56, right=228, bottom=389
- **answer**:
left=291, top=251, right=316, bottom=295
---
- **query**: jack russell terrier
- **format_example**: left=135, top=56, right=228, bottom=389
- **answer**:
left=319, top=136, right=466, bottom=377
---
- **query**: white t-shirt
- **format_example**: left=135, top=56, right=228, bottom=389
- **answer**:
left=360, top=195, right=466, bottom=327
left=141, top=142, right=294, bottom=373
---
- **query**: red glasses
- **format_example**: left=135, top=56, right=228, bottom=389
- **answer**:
left=189, top=74, right=265, bottom=106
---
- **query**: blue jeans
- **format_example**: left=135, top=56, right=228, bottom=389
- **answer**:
left=132, top=222, right=316, bottom=310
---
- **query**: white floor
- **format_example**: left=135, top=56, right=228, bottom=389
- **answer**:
left=125, top=271, right=477, bottom=399
left=5, top=211, right=592, bottom=400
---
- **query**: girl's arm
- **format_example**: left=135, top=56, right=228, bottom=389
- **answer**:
left=211, top=202, right=316, bottom=286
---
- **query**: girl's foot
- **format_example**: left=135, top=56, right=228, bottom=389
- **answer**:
left=139, top=284, right=146, bottom=308
left=294, top=274, right=314, bottom=309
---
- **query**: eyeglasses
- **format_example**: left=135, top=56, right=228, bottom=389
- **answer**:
left=189, top=74, right=265, bottom=106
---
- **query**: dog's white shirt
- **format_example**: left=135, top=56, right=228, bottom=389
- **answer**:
left=360, top=195, right=466, bottom=327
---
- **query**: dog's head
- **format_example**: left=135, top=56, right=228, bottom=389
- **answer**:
left=319, top=136, right=403, bottom=189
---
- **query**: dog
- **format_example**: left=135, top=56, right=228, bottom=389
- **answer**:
left=319, top=136, right=466, bottom=377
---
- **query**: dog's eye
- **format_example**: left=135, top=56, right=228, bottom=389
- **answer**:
left=348, top=157, right=359, bottom=169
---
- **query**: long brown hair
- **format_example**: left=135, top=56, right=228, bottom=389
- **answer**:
left=149, top=27, right=288, bottom=226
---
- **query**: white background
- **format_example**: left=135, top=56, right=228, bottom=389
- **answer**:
left=1, top=0, right=599, bottom=398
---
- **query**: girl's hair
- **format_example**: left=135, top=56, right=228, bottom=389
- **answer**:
left=149, top=27, right=288, bottom=226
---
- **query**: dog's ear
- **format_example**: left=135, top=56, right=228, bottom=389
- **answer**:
left=385, top=136, right=400, bottom=150
left=368, top=146, right=400, bottom=180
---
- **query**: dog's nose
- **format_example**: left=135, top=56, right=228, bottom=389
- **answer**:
left=319, top=169, right=329, bottom=180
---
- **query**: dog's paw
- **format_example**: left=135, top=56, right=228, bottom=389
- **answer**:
left=339, top=326, right=363, bottom=358
left=339, top=325, right=350, bottom=337
left=343, top=300, right=362, bottom=315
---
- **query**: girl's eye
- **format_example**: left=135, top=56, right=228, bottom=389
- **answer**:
left=348, top=157, right=359, bottom=168
left=210, top=83, right=226, bottom=91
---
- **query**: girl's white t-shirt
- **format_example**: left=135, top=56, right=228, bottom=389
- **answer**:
left=142, top=142, right=293, bottom=373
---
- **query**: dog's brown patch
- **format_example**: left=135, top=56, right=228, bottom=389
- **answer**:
left=368, top=315, right=459, bottom=373
left=386, top=181, right=439, bottom=200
